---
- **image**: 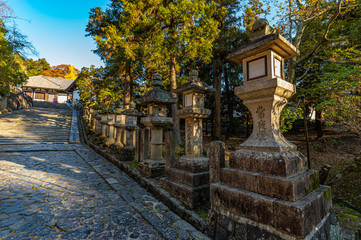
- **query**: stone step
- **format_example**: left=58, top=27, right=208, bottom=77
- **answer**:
left=0, top=136, right=69, bottom=141
left=0, top=141, right=69, bottom=145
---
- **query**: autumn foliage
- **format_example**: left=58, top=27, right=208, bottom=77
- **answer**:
left=42, top=64, right=80, bottom=79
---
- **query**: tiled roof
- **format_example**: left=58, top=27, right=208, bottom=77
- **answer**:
left=22, top=75, right=76, bottom=91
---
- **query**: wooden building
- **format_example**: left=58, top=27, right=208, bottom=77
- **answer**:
left=22, top=75, right=76, bottom=103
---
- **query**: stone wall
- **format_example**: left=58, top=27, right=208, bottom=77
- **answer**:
left=0, top=92, right=33, bottom=114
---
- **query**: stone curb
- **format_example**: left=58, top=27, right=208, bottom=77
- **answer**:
left=77, top=111, right=209, bottom=236
left=69, top=110, right=80, bottom=144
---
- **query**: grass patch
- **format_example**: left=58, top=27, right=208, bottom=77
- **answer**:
left=129, top=162, right=138, bottom=168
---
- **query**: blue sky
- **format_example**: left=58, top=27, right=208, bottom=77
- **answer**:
left=8, top=0, right=110, bottom=70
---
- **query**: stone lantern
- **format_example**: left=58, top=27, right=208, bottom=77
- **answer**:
left=113, top=101, right=126, bottom=149
left=138, top=73, right=176, bottom=177
left=161, top=70, right=214, bottom=208
left=93, top=103, right=103, bottom=135
left=99, top=109, right=108, bottom=138
left=105, top=104, right=116, bottom=146
left=92, top=104, right=102, bottom=135
left=210, top=19, right=340, bottom=239
left=121, top=101, right=141, bottom=150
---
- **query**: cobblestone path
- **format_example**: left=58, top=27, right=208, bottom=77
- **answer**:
left=0, top=108, right=209, bottom=239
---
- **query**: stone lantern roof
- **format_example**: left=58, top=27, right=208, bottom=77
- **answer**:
left=120, top=102, right=142, bottom=116
left=139, top=74, right=177, bottom=105
left=173, top=70, right=214, bottom=94
left=227, top=19, right=299, bottom=64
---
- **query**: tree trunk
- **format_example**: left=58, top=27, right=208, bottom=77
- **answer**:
left=170, top=54, right=181, bottom=146
left=315, top=109, right=323, bottom=138
left=213, top=60, right=222, bottom=140
left=124, top=60, right=131, bottom=109
left=224, top=64, right=233, bottom=139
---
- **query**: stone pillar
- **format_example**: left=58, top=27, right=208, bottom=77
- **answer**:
left=139, top=128, right=150, bottom=163
left=118, top=102, right=142, bottom=161
left=100, top=112, right=108, bottom=138
left=161, top=70, right=214, bottom=208
left=209, top=19, right=341, bottom=240
left=185, top=118, right=203, bottom=158
left=164, top=130, right=176, bottom=169
left=94, top=112, right=102, bottom=135
left=138, top=73, right=176, bottom=177
left=105, top=112, right=115, bottom=146
left=209, top=141, right=225, bottom=184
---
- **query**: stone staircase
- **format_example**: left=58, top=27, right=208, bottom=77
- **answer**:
left=0, top=108, right=72, bottom=144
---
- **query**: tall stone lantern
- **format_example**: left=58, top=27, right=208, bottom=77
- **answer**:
left=121, top=101, right=141, bottom=150
left=161, top=70, right=214, bottom=208
left=105, top=106, right=116, bottom=146
left=210, top=19, right=341, bottom=239
left=138, top=73, right=176, bottom=177
left=113, top=101, right=125, bottom=149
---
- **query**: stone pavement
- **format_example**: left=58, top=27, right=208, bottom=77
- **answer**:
left=0, top=108, right=72, bottom=145
left=0, top=108, right=209, bottom=239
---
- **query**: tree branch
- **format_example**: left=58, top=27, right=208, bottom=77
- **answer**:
left=295, top=64, right=313, bottom=82
left=295, top=0, right=342, bottom=65
left=313, top=55, right=361, bottom=64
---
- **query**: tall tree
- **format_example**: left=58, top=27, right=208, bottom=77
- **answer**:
left=197, top=0, right=246, bottom=139
left=86, top=0, right=224, bottom=144
left=147, top=0, right=225, bottom=144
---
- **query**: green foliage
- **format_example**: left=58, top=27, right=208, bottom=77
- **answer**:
left=280, top=103, right=303, bottom=133
left=85, top=0, right=225, bottom=109
left=0, top=21, right=27, bottom=96
left=24, top=58, right=50, bottom=76
left=129, top=162, right=138, bottom=168
left=317, top=95, right=361, bottom=136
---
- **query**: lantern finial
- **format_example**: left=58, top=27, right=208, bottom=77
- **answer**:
left=150, top=73, right=163, bottom=88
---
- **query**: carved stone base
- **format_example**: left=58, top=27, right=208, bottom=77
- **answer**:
left=211, top=183, right=335, bottom=239
left=161, top=157, right=210, bottom=208
left=210, top=208, right=342, bottom=240
left=105, top=137, right=115, bottom=146
left=138, top=160, right=165, bottom=178
left=161, top=177, right=209, bottom=209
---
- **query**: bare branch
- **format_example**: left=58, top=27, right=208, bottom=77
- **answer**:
left=295, top=0, right=342, bottom=65
left=295, top=64, right=313, bottom=82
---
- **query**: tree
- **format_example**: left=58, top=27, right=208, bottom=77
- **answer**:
left=24, top=58, right=50, bottom=76
left=86, top=0, right=225, bottom=145
left=42, top=64, right=80, bottom=79
left=0, top=21, right=27, bottom=95
left=0, top=2, right=38, bottom=96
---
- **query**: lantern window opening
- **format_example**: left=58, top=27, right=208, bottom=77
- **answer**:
left=246, top=55, right=268, bottom=81
left=184, top=93, right=193, bottom=107
left=273, top=55, right=283, bottom=79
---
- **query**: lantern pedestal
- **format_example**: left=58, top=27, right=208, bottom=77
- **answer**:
left=113, top=111, right=126, bottom=150
left=105, top=113, right=116, bottom=146
left=161, top=70, right=214, bottom=208
left=162, top=155, right=210, bottom=208
left=94, top=113, right=102, bottom=135
left=138, top=73, right=176, bottom=178
left=209, top=19, right=342, bottom=240
left=139, top=116, right=173, bottom=177
left=100, top=113, right=108, bottom=138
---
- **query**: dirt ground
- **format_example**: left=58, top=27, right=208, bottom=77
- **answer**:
left=204, top=127, right=361, bottom=231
